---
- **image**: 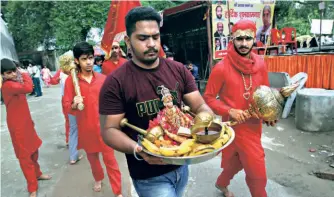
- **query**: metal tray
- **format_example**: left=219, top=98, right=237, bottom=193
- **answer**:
left=139, top=127, right=235, bottom=165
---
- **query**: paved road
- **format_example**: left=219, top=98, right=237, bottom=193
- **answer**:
left=1, top=86, right=298, bottom=197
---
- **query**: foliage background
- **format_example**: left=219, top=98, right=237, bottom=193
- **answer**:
left=1, top=0, right=333, bottom=53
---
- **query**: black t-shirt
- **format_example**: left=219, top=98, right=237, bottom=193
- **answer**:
left=99, top=58, right=198, bottom=180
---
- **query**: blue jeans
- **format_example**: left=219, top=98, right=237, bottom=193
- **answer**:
left=68, top=114, right=79, bottom=161
left=32, top=77, right=42, bottom=96
left=132, top=165, right=189, bottom=197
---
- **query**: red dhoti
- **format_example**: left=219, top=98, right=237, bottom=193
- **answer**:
left=216, top=132, right=267, bottom=197
left=86, top=147, right=122, bottom=195
left=18, top=150, right=43, bottom=192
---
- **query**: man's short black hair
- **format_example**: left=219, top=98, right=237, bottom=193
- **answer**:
left=125, top=6, right=161, bottom=36
left=94, top=56, right=103, bottom=64
left=73, top=41, right=94, bottom=59
left=1, top=58, right=17, bottom=74
left=186, top=60, right=192, bottom=65
left=28, top=60, right=34, bottom=65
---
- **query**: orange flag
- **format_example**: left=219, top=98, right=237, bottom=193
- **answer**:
left=101, top=0, right=165, bottom=59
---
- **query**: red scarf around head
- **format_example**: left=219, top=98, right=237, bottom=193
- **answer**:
left=226, top=41, right=261, bottom=75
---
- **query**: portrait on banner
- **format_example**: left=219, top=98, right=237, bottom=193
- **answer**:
left=212, top=0, right=276, bottom=59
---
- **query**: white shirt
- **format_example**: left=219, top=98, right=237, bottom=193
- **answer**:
left=32, top=66, right=40, bottom=78
left=27, top=66, right=33, bottom=75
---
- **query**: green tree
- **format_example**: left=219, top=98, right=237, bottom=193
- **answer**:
left=3, top=1, right=54, bottom=52
left=3, top=1, right=110, bottom=52
left=50, top=1, right=110, bottom=51
left=275, top=1, right=334, bottom=36
left=3, top=0, right=189, bottom=53
left=141, top=0, right=184, bottom=11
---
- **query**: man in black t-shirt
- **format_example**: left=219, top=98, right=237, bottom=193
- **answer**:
left=99, top=7, right=213, bottom=197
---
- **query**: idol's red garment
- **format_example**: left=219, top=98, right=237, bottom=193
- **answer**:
left=101, top=57, right=127, bottom=75
left=63, top=72, right=122, bottom=195
left=204, top=45, right=270, bottom=197
left=2, top=73, right=43, bottom=192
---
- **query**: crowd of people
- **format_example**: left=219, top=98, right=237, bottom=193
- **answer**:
left=1, top=6, right=276, bottom=197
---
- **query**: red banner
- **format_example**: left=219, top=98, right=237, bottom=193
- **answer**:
left=214, top=50, right=228, bottom=59
left=101, top=0, right=165, bottom=59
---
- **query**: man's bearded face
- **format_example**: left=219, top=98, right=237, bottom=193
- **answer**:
left=111, top=42, right=120, bottom=58
left=263, top=10, right=271, bottom=27
left=216, top=7, right=222, bottom=19
left=217, top=23, right=223, bottom=34
left=233, top=35, right=254, bottom=56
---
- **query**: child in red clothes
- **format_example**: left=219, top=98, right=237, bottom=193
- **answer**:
left=1, top=58, right=51, bottom=197
left=63, top=42, right=122, bottom=196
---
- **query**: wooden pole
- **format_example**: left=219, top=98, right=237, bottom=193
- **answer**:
left=206, top=2, right=213, bottom=73
left=263, top=32, right=271, bottom=57
left=227, top=0, right=231, bottom=35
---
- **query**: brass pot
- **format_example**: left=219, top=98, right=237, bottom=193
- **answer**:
left=225, top=84, right=298, bottom=125
left=252, top=86, right=285, bottom=121
left=194, top=111, right=214, bottom=125
left=191, top=122, right=222, bottom=144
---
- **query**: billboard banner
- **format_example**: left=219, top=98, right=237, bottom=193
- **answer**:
left=212, top=0, right=275, bottom=59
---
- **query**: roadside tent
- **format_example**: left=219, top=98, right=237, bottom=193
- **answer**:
left=0, top=16, right=19, bottom=62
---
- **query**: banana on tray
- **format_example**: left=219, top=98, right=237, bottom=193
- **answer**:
left=139, top=124, right=232, bottom=158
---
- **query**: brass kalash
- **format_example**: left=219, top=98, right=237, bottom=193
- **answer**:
left=186, top=83, right=299, bottom=143
left=225, top=83, right=300, bottom=126
left=58, top=51, right=84, bottom=111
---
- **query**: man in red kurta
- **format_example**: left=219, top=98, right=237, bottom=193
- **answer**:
left=1, top=58, right=51, bottom=197
left=102, top=41, right=127, bottom=75
left=63, top=42, right=122, bottom=197
left=204, top=20, right=276, bottom=197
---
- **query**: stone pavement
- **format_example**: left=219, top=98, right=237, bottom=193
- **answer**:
left=1, top=86, right=299, bottom=197
left=49, top=151, right=298, bottom=197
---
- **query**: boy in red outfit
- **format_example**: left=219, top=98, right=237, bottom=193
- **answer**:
left=63, top=42, right=122, bottom=196
left=204, top=20, right=277, bottom=197
left=1, top=58, right=51, bottom=197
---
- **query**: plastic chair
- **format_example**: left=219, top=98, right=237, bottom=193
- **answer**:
left=254, top=41, right=265, bottom=55
left=271, top=28, right=282, bottom=45
left=268, top=72, right=308, bottom=118
left=281, top=27, right=298, bottom=54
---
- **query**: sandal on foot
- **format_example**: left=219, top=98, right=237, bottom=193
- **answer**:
left=38, top=174, right=52, bottom=180
left=215, top=184, right=234, bottom=197
left=93, top=181, right=102, bottom=192
left=29, top=191, right=37, bottom=197
left=70, top=155, right=84, bottom=165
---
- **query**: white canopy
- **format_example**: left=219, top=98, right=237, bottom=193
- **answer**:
left=311, top=19, right=334, bottom=35
left=0, top=16, right=19, bottom=62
